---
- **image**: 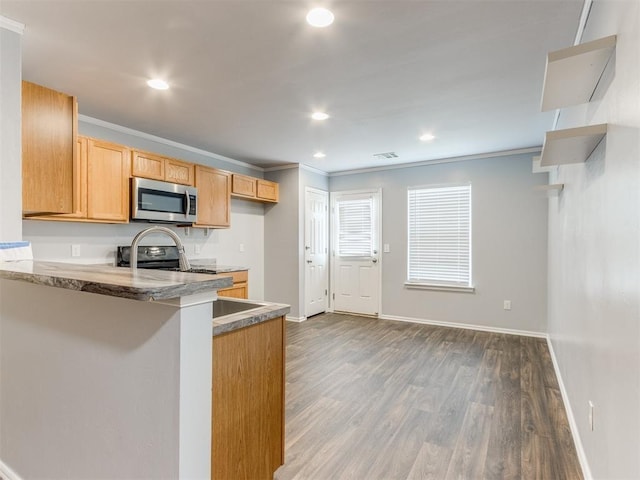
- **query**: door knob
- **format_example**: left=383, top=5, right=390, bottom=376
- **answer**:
left=307, top=260, right=312, bottom=263
left=372, top=258, right=378, bottom=263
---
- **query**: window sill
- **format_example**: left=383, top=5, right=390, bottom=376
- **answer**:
left=404, top=282, right=475, bottom=294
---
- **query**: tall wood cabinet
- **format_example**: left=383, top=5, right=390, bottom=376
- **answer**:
left=194, top=165, right=231, bottom=228
left=212, top=316, right=285, bottom=480
left=22, top=81, right=78, bottom=215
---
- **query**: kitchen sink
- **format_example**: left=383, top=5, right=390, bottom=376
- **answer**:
left=213, top=298, right=264, bottom=318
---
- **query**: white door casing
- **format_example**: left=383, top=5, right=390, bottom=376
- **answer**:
left=330, top=188, right=381, bottom=316
left=304, top=187, right=329, bottom=317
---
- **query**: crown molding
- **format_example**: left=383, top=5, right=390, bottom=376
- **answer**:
left=0, top=16, right=25, bottom=34
left=78, top=114, right=264, bottom=172
left=328, top=147, right=542, bottom=177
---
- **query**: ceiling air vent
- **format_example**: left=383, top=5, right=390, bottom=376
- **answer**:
left=373, top=152, right=398, bottom=160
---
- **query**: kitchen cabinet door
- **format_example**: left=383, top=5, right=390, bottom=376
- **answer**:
left=165, top=158, right=195, bottom=186
left=87, top=139, right=130, bottom=222
left=231, top=174, right=257, bottom=198
left=22, top=81, right=78, bottom=215
left=131, top=150, right=164, bottom=181
left=257, top=179, right=279, bottom=202
left=194, top=166, right=231, bottom=228
left=132, top=149, right=195, bottom=186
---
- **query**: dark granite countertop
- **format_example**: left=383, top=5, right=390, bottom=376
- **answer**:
left=0, top=260, right=233, bottom=302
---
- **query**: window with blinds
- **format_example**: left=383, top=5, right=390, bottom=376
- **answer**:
left=407, top=184, right=472, bottom=287
left=336, top=197, right=374, bottom=257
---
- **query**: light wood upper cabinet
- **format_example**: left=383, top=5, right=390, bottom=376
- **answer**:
left=87, top=138, right=130, bottom=222
left=231, top=174, right=279, bottom=203
left=22, top=81, right=78, bottom=215
left=194, top=165, right=231, bottom=228
left=165, top=158, right=194, bottom=185
left=132, top=149, right=194, bottom=186
left=257, top=179, right=279, bottom=202
left=232, top=174, right=257, bottom=198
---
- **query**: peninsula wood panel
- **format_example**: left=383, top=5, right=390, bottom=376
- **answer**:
left=212, top=316, right=285, bottom=480
left=86, top=139, right=130, bottom=222
left=194, top=165, right=231, bottom=228
left=22, top=81, right=78, bottom=215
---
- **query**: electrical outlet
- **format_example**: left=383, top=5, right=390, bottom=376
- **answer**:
left=239, top=243, right=245, bottom=253
left=589, top=401, right=594, bottom=431
left=194, top=244, right=201, bottom=255
left=71, top=244, right=81, bottom=257
left=383, top=243, right=390, bottom=253
left=503, top=300, right=512, bottom=310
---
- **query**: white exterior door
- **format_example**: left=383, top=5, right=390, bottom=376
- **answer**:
left=331, top=189, right=381, bottom=316
left=304, top=187, right=329, bottom=317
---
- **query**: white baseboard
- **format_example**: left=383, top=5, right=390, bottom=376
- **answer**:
left=546, top=336, right=592, bottom=480
left=285, top=315, right=307, bottom=323
left=378, top=313, right=547, bottom=338
left=0, top=459, right=23, bottom=480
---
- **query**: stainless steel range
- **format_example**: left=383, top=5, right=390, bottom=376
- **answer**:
left=117, top=245, right=220, bottom=274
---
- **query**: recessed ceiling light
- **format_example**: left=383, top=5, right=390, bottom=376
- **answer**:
left=311, top=112, right=330, bottom=121
left=420, top=133, right=436, bottom=142
left=306, top=7, right=334, bottom=27
left=147, top=78, right=169, bottom=90
left=313, top=152, right=326, bottom=159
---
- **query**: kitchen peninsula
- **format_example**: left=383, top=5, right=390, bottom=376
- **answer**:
left=0, top=261, right=289, bottom=480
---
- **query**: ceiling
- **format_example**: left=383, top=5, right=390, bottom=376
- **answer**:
left=1, top=1, right=583, bottom=173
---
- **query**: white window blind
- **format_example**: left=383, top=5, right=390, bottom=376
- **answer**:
left=337, top=197, right=373, bottom=257
left=407, top=184, right=471, bottom=287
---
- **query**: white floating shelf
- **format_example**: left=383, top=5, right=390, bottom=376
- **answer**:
left=541, top=35, right=616, bottom=111
left=532, top=155, right=554, bottom=173
left=540, top=124, right=607, bottom=167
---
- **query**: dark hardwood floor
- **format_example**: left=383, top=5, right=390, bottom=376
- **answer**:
left=275, top=313, right=582, bottom=480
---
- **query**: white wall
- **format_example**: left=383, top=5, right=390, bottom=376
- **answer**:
left=0, top=22, right=22, bottom=241
left=264, top=167, right=301, bottom=317
left=330, top=152, right=549, bottom=334
left=23, top=199, right=266, bottom=300
left=547, top=1, right=640, bottom=478
left=0, top=279, right=214, bottom=479
left=263, top=165, right=328, bottom=320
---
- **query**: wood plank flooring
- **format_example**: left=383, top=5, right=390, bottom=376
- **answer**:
left=275, top=313, right=582, bottom=480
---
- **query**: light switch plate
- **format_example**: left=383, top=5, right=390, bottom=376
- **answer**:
left=383, top=243, right=390, bottom=253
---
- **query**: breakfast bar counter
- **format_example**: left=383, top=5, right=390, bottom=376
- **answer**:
left=0, top=259, right=289, bottom=479
left=0, top=260, right=233, bottom=302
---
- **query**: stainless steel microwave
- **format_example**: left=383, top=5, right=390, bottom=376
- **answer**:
left=131, top=177, right=197, bottom=223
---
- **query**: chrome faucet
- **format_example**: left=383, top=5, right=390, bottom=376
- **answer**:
left=130, top=226, right=191, bottom=272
